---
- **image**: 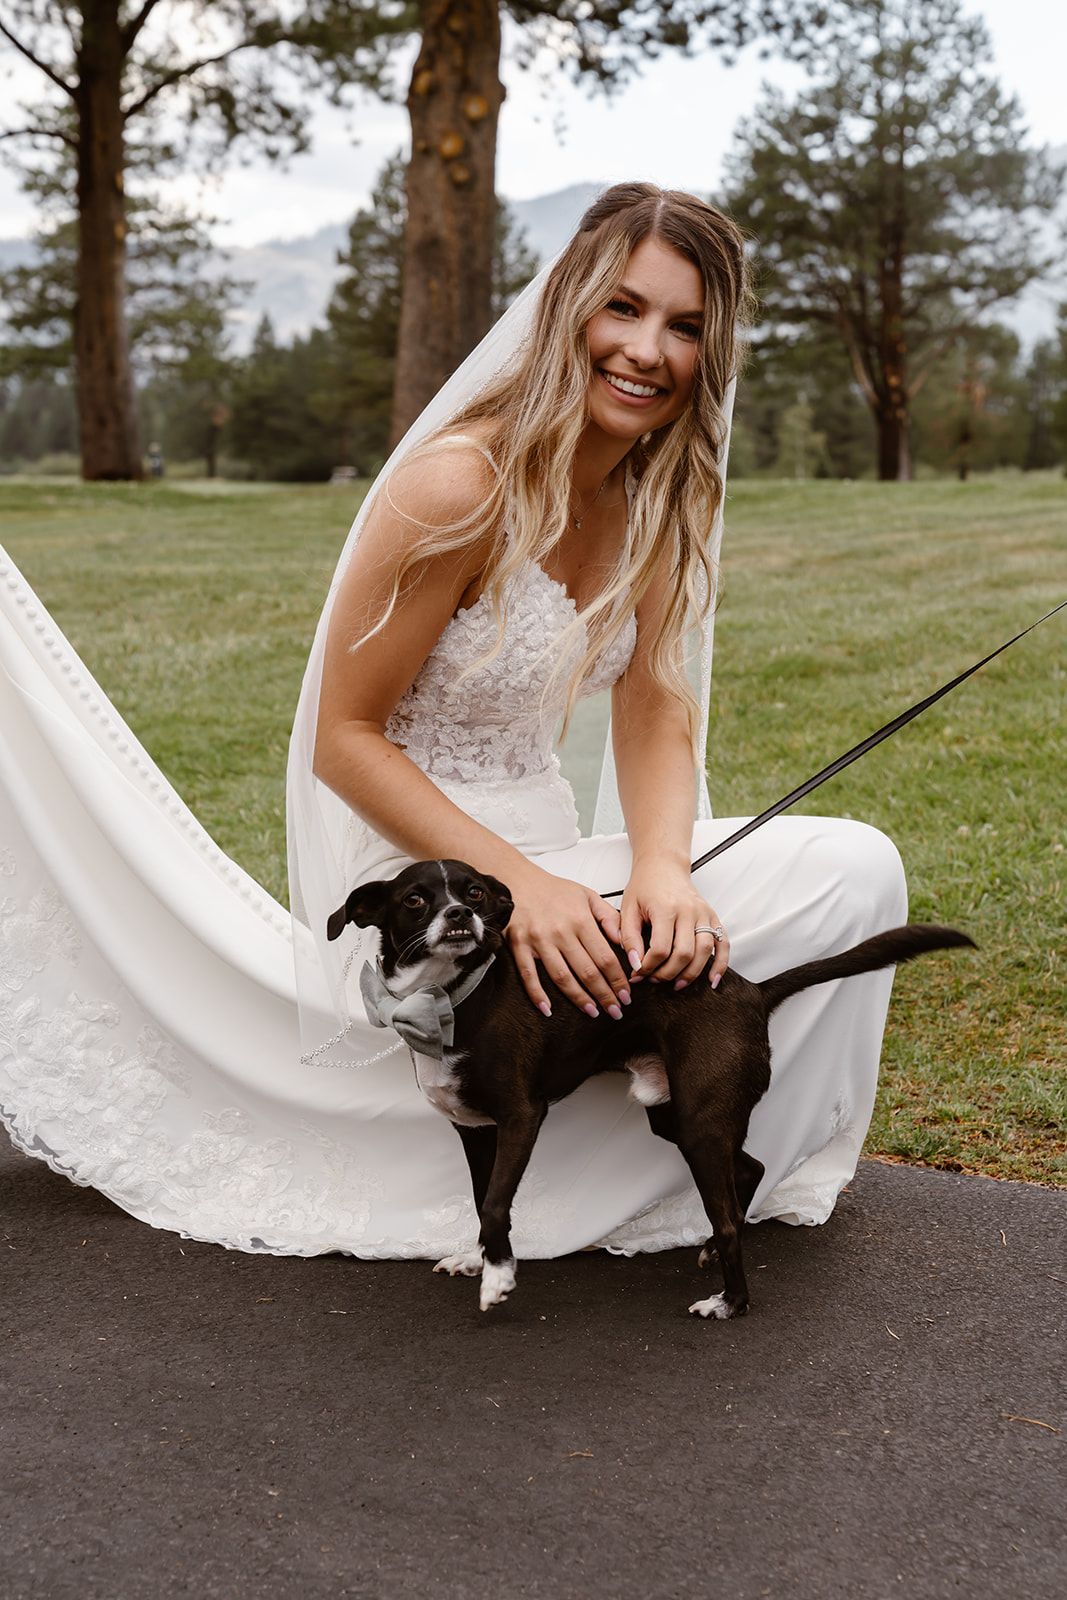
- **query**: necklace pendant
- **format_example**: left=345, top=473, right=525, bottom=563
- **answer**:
left=570, top=472, right=609, bottom=532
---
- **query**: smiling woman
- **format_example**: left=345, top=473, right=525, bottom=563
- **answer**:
left=2, top=184, right=909, bottom=1267
left=289, top=182, right=908, bottom=1256
left=306, top=185, right=756, bottom=1029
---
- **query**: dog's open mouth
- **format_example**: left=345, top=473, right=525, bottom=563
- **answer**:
left=440, top=928, right=478, bottom=946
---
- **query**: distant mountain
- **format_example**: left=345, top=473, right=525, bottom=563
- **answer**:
left=200, top=184, right=604, bottom=350
left=215, top=222, right=349, bottom=347
left=0, top=186, right=601, bottom=354
left=508, top=183, right=604, bottom=262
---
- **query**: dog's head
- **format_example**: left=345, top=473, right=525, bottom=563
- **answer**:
left=327, top=859, right=514, bottom=978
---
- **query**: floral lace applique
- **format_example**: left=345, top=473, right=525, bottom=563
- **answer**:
left=386, top=563, right=636, bottom=786
left=0, top=886, right=81, bottom=992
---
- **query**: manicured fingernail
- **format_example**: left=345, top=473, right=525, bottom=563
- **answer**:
left=584, top=1003, right=599, bottom=1018
left=539, top=1001, right=552, bottom=1016
left=629, top=950, right=642, bottom=971
left=674, top=978, right=688, bottom=991
left=618, top=989, right=631, bottom=1006
left=711, top=973, right=721, bottom=990
left=607, top=1004, right=623, bottom=1021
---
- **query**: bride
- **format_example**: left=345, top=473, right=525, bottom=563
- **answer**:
left=0, top=183, right=905, bottom=1259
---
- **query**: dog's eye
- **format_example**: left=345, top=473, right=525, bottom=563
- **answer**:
left=466, top=885, right=484, bottom=902
left=403, top=892, right=426, bottom=910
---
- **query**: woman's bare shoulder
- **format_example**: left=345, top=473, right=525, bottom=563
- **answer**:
left=380, top=430, right=500, bottom=529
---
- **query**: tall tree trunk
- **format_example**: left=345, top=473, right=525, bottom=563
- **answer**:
left=74, top=1, right=143, bottom=480
left=390, top=0, right=504, bottom=448
left=877, top=256, right=911, bottom=481
left=876, top=400, right=912, bottom=481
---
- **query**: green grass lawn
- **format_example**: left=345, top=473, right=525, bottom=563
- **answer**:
left=2, top=472, right=1065, bottom=1187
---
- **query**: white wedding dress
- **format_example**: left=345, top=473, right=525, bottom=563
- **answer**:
left=0, top=534, right=906, bottom=1259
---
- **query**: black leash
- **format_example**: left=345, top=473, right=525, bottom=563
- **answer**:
left=603, top=596, right=1067, bottom=897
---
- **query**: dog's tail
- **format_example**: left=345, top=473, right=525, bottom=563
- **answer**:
left=758, top=924, right=976, bottom=1016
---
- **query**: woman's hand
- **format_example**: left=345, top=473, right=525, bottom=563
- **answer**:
left=503, top=861, right=634, bottom=1019
left=620, top=858, right=730, bottom=992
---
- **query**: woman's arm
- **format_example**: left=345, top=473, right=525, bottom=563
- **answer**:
left=314, top=450, right=633, bottom=1018
left=611, top=571, right=730, bottom=989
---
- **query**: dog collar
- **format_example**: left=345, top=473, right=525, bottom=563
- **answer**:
left=359, top=954, right=496, bottom=1060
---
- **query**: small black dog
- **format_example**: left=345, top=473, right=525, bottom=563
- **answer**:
left=329, top=859, right=973, bottom=1319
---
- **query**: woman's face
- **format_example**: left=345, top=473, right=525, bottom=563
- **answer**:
left=583, top=236, right=705, bottom=444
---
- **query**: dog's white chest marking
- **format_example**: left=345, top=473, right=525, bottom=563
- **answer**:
left=412, top=1049, right=495, bottom=1127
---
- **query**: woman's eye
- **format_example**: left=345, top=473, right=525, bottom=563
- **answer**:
left=606, top=298, right=636, bottom=317
left=674, top=321, right=702, bottom=340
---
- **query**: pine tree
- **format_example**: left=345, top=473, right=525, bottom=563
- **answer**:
left=724, top=0, right=1063, bottom=480
left=0, top=2, right=409, bottom=478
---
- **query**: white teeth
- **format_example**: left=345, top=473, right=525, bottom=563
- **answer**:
left=603, top=372, right=660, bottom=398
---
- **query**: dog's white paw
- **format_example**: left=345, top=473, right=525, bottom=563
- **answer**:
left=479, top=1258, right=517, bottom=1310
left=434, top=1248, right=484, bottom=1277
left=689, top=1292, right=733, bottom=1320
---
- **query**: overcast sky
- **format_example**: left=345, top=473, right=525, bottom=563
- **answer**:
left=0, top=0, right=1064, bottom=246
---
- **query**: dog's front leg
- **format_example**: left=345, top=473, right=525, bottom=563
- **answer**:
left=434, top=1124, right=498, bottom=1278
left=477, top=1106, right=545, bottom=1311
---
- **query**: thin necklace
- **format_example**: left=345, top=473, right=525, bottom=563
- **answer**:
left=570, top=474, right=609, bottom=529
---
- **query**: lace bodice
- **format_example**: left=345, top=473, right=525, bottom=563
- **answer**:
left=385, top=562, right=637, bottom=785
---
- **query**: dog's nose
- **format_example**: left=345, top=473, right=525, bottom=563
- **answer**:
left=444, top=904, right=473, bottom=924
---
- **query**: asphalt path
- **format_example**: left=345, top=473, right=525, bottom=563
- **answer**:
left=2, top=1128, right=1063, bottom=1600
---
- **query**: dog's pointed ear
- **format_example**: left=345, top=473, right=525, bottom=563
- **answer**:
left=479, top=874, right=514, bottom=933
left=326, top=881, right=389, bottom=940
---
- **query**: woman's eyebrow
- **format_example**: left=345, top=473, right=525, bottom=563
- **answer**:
left=615, top=284, right=704, bottom=319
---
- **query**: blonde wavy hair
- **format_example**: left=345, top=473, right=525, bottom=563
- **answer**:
left=377, top=183, right=753, bottom=743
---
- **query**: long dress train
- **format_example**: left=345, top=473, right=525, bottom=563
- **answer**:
left=0, top=541, right=906, bottom=1258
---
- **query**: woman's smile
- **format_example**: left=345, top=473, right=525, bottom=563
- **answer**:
left=598, top=371, right=664, bottom=400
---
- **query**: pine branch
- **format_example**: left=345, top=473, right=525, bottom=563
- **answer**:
left=0, top=124, right=77, bottom=149
left=121, top=1, right=166, bottom=52
left=0, top=16, right=75, bottom=99
left=122, top=46, right=253, bottom=119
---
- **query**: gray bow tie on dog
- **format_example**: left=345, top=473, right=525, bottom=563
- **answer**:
left=360, top=956, right=495, bottom=1059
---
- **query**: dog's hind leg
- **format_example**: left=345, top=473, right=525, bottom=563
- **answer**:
left=697, top=1149, right=764, bottom=1270
left=477, top=1107, right=545, bottom=1311
left=666, top=1068, right=753, bottom=1319
left=685, top=1162, right=749, bottom=1319
left=644, top=1101, right=680, bottom=1145
left=434, top=1124, right=497, bottom=1278
left=734, top=1149, right=765, bottom=1215
left=685, top=1150, right=749, bottom=1320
